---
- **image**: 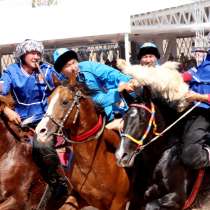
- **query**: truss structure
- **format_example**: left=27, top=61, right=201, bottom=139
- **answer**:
left=130, top=0, right=210, bottom=37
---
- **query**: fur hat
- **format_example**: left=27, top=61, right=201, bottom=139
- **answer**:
left=137, top=42, right=160, bottom=60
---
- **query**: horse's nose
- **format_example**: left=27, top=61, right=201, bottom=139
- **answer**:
left=115, top=149, right=125, bottom=161
left=39, top=127, right=47, bottom=135
left=35, top=125, right=48, bottom=137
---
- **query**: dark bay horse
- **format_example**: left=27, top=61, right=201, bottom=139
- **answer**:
left=35, top=78, right=130, bottom=210
left=0, top=95, right=77, bottom=210
left=116, top=86, right=210, bottom=210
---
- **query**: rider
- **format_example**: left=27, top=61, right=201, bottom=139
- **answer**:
left=0, top=39, right=70, bottom=199
left=137, top=42, right=161, bottom=67
left=181, top=49, right=210, bottom=169
left=53, top=48, right=136, bottom=130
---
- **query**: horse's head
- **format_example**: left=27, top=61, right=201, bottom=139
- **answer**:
left=35, top=72, right=101, bottom=146
left=35, top=82, right=80, bottom=144
left=116, top=86, right=164, bottom=167
left=35, top=67, right=92, bottom=144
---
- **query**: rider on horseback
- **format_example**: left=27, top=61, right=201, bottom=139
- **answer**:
left=0, top=39, right=70, bottom=200
left=181, top=49, right=210, bottom=169
left=135, top=42, right=210, bottom=169
left=137, top=42, right=161, bottom=67
left=53, top=48, right=136, bottom=130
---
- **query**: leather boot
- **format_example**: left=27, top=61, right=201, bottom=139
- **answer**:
left=32, top=139, right=72, bottom=200
left=48, top=165, right=72, bottom=200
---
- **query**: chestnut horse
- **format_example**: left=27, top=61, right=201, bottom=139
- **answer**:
left=35, top=77, right=131, bottom=210
left=116, top=86, right=210, bottom=210
left=0, top=95, right=77, bottom=210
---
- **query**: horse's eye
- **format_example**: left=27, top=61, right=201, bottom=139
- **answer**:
left=62, top=100, right=69, bottom=105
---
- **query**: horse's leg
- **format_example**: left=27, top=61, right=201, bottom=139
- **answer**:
left=145, top=146, right=187, bottom=210
left=59, top=192, right=90, bottom=210
left=145, top=192, right=183, bottom=210
left=109, top=196, right=128, bottom=210
left=0, top=196, right=27, bottom=210
left=144, top=184, right=162, bottom=200
left=58, top=195, right=79, bottom=210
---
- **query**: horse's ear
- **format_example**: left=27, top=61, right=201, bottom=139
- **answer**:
left=135, top=86, right=151, bottom=103
left=68, top=70, right=77, bottom=86
left=121, top=90, right=135, bottom=105
left=52, top=74, right=61, bottom=88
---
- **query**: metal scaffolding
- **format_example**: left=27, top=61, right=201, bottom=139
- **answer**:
left=130, top=0, right=210, bottom=62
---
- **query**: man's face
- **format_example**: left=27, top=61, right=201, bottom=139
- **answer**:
left=61, top=59, right=79, bottom=78
left=24, top=51, right=41, bottom=69
left=140, top=54, right=157, bottom=67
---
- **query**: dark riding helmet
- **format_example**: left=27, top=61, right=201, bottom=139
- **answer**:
left=137, top=42, right=160, bottom=60
left=53, top=48, right=78, bottom=72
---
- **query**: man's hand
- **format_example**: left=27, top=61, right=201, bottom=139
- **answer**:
left=3, top=106, right=21, bottom=125
left=118, top=79, right=139, bottom=93
left=129, top=79, right=139, bottom=88
left=185, top=91, right=208, bottom=102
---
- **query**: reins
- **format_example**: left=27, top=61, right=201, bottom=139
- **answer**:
left=121, top=101, right=201, bottom=152
left=139, top=101, right=201, bottom=152
left=120, top=102, right=160, bottom=146
left=45, top=89, right=106, bottom=144
left=44, top=87, right=107, bottom=195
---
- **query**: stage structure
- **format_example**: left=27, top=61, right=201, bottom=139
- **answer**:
left=1, top=0, right=210, bottom=72
left=129, top=0, right=210, bottom=64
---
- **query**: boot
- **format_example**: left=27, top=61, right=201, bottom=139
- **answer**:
left=47, top=165, right=72, bottom=200
left=32, top=139, right=72, bottom=200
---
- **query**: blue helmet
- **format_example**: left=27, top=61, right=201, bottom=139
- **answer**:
left=137, top=42, right=160, bottom=60
left=53, top=48, right=78, bottom=72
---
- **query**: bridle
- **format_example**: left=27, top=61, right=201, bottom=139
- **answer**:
left=43, top=87, right=106, bottom=194
left=120, top=101, right=201, bottom=153
left=120, top=102, right=160, bottom=150
left=44, top=89, right=105, bottom=144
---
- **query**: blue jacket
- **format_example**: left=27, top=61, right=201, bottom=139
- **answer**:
left=189, top=53, right=210, bottom=109
left=0, top=62, right=58, bottom=123
left=77, top=61, right=131, bottom=121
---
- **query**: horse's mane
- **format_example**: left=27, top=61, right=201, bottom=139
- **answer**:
left=148, top=86, right=182, bottom=113
left=62, top=80, right=105, bottom=115
left=0, top=94, right=14, bottom=112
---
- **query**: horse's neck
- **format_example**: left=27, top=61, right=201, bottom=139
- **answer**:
left=71, top=104, right=108, bottom=167
left=0, top=119, right=19, bottom=156
left=147, top=103, right=180, bottom=154
left=70, top=99, right=100, bottom=136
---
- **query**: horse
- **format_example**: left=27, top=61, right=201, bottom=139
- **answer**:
left=35, top=75, right=131, bottom=210
left=115, top=86, right=210, bottom=210
left=0, top=94, right=78, bottom=210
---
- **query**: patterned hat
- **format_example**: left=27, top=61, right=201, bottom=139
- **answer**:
left=14, top=39, right=44, bottom=62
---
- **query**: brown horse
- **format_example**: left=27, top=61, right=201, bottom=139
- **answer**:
left=0, top=95, right=77, bottom=210
left=35, top=76, right=130, bottom=210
